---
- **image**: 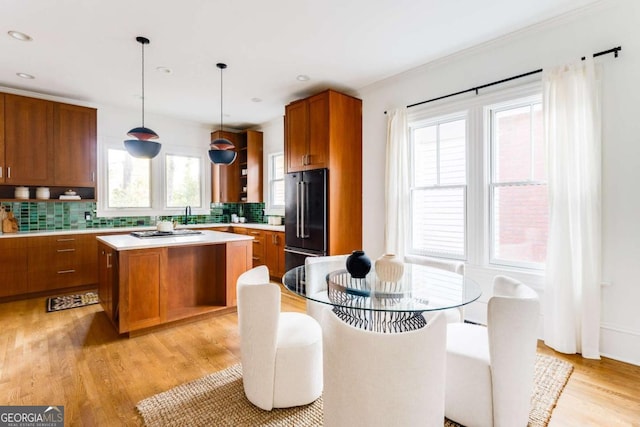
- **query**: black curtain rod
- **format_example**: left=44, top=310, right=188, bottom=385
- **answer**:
left=385, top=45, right=622, bottom=114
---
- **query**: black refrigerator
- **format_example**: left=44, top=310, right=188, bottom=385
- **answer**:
left=284, top=168, right=328, bottom=271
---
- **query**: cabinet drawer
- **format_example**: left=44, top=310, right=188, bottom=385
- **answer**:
left=247, top=230, right=265, bottom=265
left=27, top=234, right=98, bottom=292
left=28, top=235, right=97, bottom=264
left=28, top=263, right=97, bottom=292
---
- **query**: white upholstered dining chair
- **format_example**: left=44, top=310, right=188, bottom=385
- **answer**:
left=445, top=275, right=540, bottom=427
left=304, top=254, right=349, bottom=322
left=322, top=310, right=447, bottom=427
left=411, top=256, right=466, bottom=322
left=236, top=265, right=323, bottom=410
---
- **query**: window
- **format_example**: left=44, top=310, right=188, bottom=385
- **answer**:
left=106, top=148, right=151, bottom=208
left=409, top=115, right=467, bottom=259
left=489, top=101, right=547, bottom=268
left=165, top=154, right=202, bottom=208
left=407, top=85, right=546, bottom=271
left=269, top=152, right=285, bottom=209
left=99, top=138, right=210, bottom=217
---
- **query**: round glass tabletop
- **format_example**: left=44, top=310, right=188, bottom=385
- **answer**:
left=282, top=262, right=482, bottom=314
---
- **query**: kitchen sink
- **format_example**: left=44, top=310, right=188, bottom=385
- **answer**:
left=130, top=229, right=203, bottom=238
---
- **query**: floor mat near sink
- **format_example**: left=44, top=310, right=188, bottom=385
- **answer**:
left=46, top=291, right=99, bottom=313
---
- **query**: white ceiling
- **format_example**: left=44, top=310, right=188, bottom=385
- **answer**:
left=2, top=0, right=599, bottom=129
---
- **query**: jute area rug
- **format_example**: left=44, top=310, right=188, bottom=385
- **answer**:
left=137, top=354, right=573, bottom=427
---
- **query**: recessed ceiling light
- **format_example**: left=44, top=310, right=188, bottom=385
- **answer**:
left=16, top=72, right=35, bottom=79
left=8, top=31, right=32, bottom=41
left=296, top=74, right=310, bottom=81
left=156, top=66, right=172, bottom=74
left=251, top=97, right=262, bottom=103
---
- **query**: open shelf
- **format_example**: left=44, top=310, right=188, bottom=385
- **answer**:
left=0, top=185, right=95, bottom=201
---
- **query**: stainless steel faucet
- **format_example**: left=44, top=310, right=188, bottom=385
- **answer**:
left=184, top=205, right=191, bottom=225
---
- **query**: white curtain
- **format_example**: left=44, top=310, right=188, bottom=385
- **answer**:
left=384, top=108, right=410, bottom=259
left=543, top=58, right=602, bottom=359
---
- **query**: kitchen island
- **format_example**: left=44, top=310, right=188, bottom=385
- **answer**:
left=96, top=230, right=253, bottom=335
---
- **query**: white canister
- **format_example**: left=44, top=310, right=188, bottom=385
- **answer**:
left=14, top=186, right=29, bottom=199
left=36, top=187, right=50, bottom=200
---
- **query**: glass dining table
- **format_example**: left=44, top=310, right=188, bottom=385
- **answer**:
left=282, top=262, right=482, bottom=332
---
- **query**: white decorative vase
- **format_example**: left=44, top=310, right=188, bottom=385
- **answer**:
left=375, top=254, right=404, bottom=283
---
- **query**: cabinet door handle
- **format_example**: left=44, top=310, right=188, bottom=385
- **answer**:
left=0, top=166, right=2, bottom=179
left=107, top=253, right=112, bottom=268
left=57, top=269, right=76, bottom=274
left=7, top=167, right=10, bottom=179
left=57, top=238, right=76, bottom=242
left=57, top=248, right=76, bottom=253
left=92, top=171, right=95, bottom=182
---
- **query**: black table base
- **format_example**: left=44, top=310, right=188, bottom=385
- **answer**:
left=331, top=307, right=427, bottom=333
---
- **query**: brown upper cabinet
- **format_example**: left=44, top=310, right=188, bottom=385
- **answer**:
left=284, top=89, right=362, bottom=174
left=53, top=102, right=97, bottom=187
left=211, top=131, right=240, bottom=203
left=211, top=130, right=263, bottom=203
left=0, top=92, right=97, bottom=196
left=285, top=91, right=328, bottom=172
left=2, top=94, right=54, bottom=185
left=0, top=95, right=4, bottom=184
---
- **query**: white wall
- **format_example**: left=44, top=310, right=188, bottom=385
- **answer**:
left=355, top=0, right=640, bottom=364
left=97, top=104, right=212, bottom=150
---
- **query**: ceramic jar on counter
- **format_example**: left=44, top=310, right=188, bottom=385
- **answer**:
left=36, top=187, right=50, bottom=200
left=14, top=186, right=29, bottom=199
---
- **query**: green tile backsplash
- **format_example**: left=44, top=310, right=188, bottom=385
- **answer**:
left=0, top=202, right=267, bottom=232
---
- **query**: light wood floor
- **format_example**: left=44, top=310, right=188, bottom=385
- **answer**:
left=1, top=290, right=639, bottom=426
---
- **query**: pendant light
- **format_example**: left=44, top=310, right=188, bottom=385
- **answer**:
left=124, top=36, right=161, bottom=159
left=208, top=63, right=237, bottom=165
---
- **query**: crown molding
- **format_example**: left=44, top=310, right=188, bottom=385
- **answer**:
left=359, top=0, right=617, bottom=94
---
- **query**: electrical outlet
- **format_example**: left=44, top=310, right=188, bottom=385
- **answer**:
left=84, top=211, right=92, bottom=221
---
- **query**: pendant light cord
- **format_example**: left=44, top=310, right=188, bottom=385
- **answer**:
left=220, top=65, right=223, bottom=131
left=141, top=40, right=145, bottom=128
left=216, top=63, right=227, bottom=132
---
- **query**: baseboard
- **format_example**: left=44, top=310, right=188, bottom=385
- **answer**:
left=599, top=323, right=640, bottom=366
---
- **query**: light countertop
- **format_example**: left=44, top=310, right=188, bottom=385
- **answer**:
left=96, top=229, right=253, bottom=251
left=0, top=222, right=285, bottom=239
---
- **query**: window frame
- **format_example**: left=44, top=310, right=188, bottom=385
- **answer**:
left=162, top=151, right=206, bottom=210
left=408, top=111, right=468, bottom=260
left=406, top=82, right=545, bottom=273
left=97, top=137, right=211, bottom=217
left=267, top=151, right=285, bottom=213
left=486, top=95, right=545, bottom=270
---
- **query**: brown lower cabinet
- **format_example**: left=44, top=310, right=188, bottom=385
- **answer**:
left=0, top=231, right=120, bottom=300
left=27, top=234, right=97, bottom=293
left=265, top=231, right=285, bottom=280
left=230, top=227, right=284, bottom=280
left=97, top=238, right=252, bottom=334
left=0, top=238, right=28, bottom=297
left=247, top=229, right=265, bottom=266
left=98, top=243, right=117, bottom=323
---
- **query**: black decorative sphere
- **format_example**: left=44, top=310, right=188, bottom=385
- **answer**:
left=346, top=250, right=371, bottom=279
